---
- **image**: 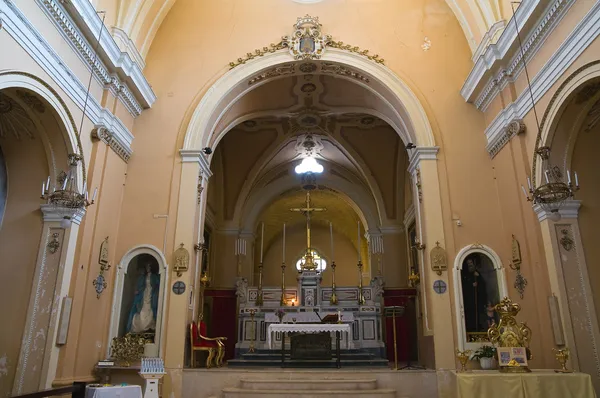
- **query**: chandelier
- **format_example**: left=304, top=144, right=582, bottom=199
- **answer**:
left=510, top=2, right=580, bottom=221
left=41, top=154, right=96, bottom=228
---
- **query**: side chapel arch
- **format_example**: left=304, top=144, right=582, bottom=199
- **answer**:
left=108, top=245, right=169, bottom=357
left=453, top=244, right=508, bottom=351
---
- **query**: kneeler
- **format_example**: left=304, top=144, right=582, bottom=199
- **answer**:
left=189, top=321, right=227, bottom=368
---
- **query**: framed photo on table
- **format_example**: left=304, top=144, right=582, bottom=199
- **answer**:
left=497, top=347, right=528, bottom=367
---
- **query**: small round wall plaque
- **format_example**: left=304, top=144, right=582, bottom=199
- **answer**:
left=433, top=280, right=447, bottom=294
left=172, top=281, right=186, bottom=295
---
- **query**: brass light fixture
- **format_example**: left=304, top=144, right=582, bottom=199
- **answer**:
left=513, top=2, right=580, bottom=220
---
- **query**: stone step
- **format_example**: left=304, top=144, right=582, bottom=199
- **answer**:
left=222, top=387, right=396, bottom=398
left=226, top=358, right=390, bottom=368
left=239, top=378, right=378, bottom=391
left=240, top=353, right=378, bottom=361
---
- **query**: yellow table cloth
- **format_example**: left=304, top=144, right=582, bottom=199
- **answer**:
left=453, top=370, right=596, bottom=398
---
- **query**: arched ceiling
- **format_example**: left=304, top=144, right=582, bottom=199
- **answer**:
left=111, top=0, right=506, bottom=61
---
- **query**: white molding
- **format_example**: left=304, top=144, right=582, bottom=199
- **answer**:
left=403, top=204, right=416, bottom=228
left=408, top=146, right=439, bottom=174
left=471, top=20, right=506, bottom=63
left=533, top=200, right=581, bottom=222
left=111, top=27, right=146, bottom=70
left=40, top=204, right=86, bottom=225
left=485, top=0, right=600, bottom=156
left=179, top=150, right=213, bottom=178
left=57, top=0, right=155, bottom=108
left=0, top=1, right=134, bottom=157
left=453, top=244, right=508, bottom=352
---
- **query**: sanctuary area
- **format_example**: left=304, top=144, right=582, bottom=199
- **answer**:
left=1, top=0, right=600, bottom=397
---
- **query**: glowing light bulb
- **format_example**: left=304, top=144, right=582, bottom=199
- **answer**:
left=294, top=157, right=324, bottom=174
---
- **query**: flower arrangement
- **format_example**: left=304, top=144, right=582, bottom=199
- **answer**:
left=275, top=308, right=286, bottom=323
left=471, top=345, right=497, bottom=360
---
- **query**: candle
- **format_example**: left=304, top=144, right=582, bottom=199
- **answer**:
left=567, top=170, right=571, bottom=185
left=92, top=187, right=98, bottom=201
left=521, top=185, right=528, bottom=198
left=544, top=170, right=550, bottom=184
left=357, top=221, right=361, bottom=262
left=83, top=181, right=87, bottom=195
left=61, top=177, right=68, bottom=190
left=282, top=223, right=286, bottom=261
left=260, top=222, right=264, bottom=263
left=46, top=176, right=50, bottom=190
left=41, top=182, right=45, bottom=196
left=330, top=222, right=334, bottom=262
left=527, top=176, right=532, bottom=190
left=575, top=171, right=579, bottom=187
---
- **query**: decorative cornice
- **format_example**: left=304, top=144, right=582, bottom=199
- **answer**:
left=474, top=0, right=573, bottom=111
left=0, top=0, right=135, bottom=157
left=487, top=118, right=526, bottom=158
left=91, top=125, right=131, bottom=162
left=111, top=27, right=146, bottom=70
left=533, top=200, right=581, bottom=222
left=471, top=21, right=506, bottom=63
left=485, top=0, right=600, bottom=156
left=35, top=0, right=145, bottom=117
left=40, top=204, right=86, bottom=225
left=461, top=0, right=574, bottom=107
left=408, top=146, right=439, bottom=174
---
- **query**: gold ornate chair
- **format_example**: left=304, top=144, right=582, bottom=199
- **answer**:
left=189, top=320, right=227, bottom=368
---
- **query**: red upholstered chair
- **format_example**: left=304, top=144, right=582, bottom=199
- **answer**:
left=189, top=320, right=227, bottom=368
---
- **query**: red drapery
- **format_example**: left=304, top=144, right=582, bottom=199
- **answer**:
left=383, top=288, right=418, bottom=362
left=204, top=289, right=237, bottom=360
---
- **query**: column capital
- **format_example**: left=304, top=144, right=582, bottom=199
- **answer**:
left=179, top=149, right=213, bottom=178
left=40, top=204, right=86, bottom=226
left=408, top=146, right=439, bottom=174
left=534, top=200, right=581, bottom=222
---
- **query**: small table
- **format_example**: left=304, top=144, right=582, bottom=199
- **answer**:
left=267, top=323, right=351, bottom=368
left=451, top=370, right=596, bottom=398
left=85, top=385, right=142, bottom=398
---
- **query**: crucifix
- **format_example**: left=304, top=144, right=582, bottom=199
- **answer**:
left=290, top=191, right=326, bottom=271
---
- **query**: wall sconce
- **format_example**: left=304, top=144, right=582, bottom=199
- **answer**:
left=173, top=243, right=190, bottom=277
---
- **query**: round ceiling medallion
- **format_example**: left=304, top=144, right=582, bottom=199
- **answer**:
left=297, top=113, right=321, bottom=127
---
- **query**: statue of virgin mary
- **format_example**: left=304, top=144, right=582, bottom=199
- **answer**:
left=127, top=263, right=160, bottom=334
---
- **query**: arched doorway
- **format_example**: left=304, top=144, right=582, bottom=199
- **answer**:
left=0, top=74, right=84, bottom=395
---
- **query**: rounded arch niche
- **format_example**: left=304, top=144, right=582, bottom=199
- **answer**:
left=108, top=245, right=168, bottom=357
left=453, top=245, right=508, bottom=351
left=182, top=49, right=436, bottom=153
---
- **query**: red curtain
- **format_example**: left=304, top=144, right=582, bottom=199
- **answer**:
left=204, top=289, right=237, bottom=360
left=383, top=289, right=418, bottom=362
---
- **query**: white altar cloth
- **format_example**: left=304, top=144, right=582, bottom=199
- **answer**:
left=85, top=385, right=142, bottom=398
left=264, top=311, right=354, bottom=323
left=267, top=323, right=351, bottom=349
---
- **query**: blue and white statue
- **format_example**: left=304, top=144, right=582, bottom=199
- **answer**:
left=127, top=263, right=160, bottom=334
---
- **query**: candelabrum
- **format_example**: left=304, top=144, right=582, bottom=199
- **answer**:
left=255, top=263, right=264, bottom=306
left=248, top=309, right=257, bottom=353
left=357, top=260, right=365, bottom=305
left=330, top=261, right=338, bottom=305
left=280, top=262, right=286, bottom=306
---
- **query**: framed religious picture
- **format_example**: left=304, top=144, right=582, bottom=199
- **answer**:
left=497, top=347, right=528, bottom=367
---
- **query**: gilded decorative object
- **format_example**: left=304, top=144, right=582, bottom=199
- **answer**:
left=256, top=263, right=264, bottom=306
left=488, top=297, right=532, bottom=373
left=229, top=16, right=386, bottom=70
left=248, top=309, right=257, bottom=353
left=47, top=232, right=61, bottom=254
left=559, top=229, right=574, bottom=251
left=110, top=333, right=149, bottom=366
left=280, top=262, right=287, bottom=306
left=290, top=190, right=326, bottom=272
left=553, top=348, right=574, bottom=373
left=415, top=169, right=423, bottom=203
left=467, top=332, right=491, bottom=343
left=508, top=235, right=528, bottom=299
left=456, top=349, right=472, bottom=372
left=92, top=237, right=112, bottom=298
left=173, top=243, right=189, bottom=277
left=357, top=260, right=366, bottom=305
left=330, top=261, right=338, bottom=305
left=430, top=242, right=447, bottom=276
left=408, top=268, right=420, bottom=286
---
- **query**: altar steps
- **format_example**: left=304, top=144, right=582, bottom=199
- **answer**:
left=228, top=349, right=389, bottom=368
left=220, top=378, right=396, bottom=398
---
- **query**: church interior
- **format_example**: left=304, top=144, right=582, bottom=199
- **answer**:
left=1, top=0, right=600, bottom=397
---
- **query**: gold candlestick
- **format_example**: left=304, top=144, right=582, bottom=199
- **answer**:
left=255, top=263, right=264, bottom=306
left=553, top=348, right=574, bottom=373
left=280, top=262, right=286, bottom=306
left=456, top=349, right=472, bottom=372
left=357, top=260, right=365, bottom=305
left=330, top=261, right=338, bottom=305
left=199, top=272, right=211, bottom=319
left=248, top=309, right=256, bottom=353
